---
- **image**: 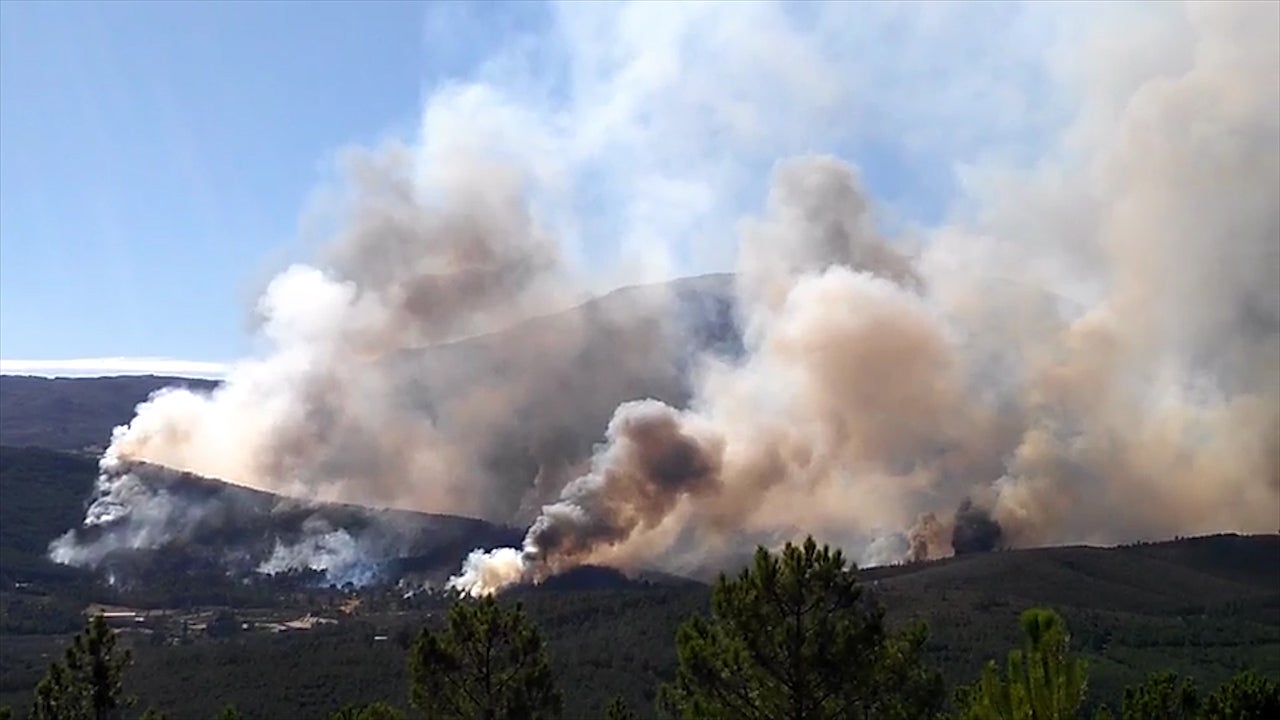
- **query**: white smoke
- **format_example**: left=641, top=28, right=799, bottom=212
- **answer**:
left=257, top=528, right=377, bottom=587
left=448, top=547, right=532, bottom=598
left=49, top=450, right=206, bottom=568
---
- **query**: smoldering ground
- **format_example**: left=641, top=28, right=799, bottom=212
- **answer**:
left=49, top=2, right=1279, bottom=593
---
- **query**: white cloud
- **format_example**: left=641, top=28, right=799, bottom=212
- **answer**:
left=0, top=357, right=229, bottom=379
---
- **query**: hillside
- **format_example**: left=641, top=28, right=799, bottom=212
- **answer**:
left=863, top=535, right=1280, bottom=707
left=0, top=446, right=99, bottom=586
left=1, top=443, right=1276, bottom=715
left=0, top=445, right=521, bottom=596
left=2, top=535, right=1274, bottom=718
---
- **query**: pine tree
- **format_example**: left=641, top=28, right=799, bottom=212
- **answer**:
left=1118, top=671, right=1198, bottom=720
left=955, top=608, right=1088, bottom=720
left=31, top=661, right=83, bottom=720
left=603, top=696, right=637, bottom=720
left=659, top=536, right=945, bottom=720
left=30, top=614, right=133, bottom=720
left=1200, top=670, right=1280, bottom=720
left=408, top=596, right=562, bottom=720
left=70, top=615, right=133, bottom=720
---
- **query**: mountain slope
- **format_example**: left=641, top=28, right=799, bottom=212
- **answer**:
left=0, top=375, right=219, bottom=451
left=0, top=446, right=98, bottom=584
left=1, top=443, right=1275, bottom=716
left=0, top=445, right=521, bottom=591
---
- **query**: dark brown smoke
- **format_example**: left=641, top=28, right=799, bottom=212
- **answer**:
left=950, top=499, right=1003, bottom=555
left=526, top=400, right=725, bottom=569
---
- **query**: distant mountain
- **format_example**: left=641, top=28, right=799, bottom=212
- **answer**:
left=0, top=375, right=219, bottom=451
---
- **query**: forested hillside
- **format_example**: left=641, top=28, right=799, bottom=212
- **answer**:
left=0, top=445, right=523, bottom=598
left=0, top=446, right=97, bottom=584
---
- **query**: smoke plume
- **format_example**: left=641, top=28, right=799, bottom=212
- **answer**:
left=51, top=2, right=1279, bottom=591
left=447, top=1, right=1280, bottom=595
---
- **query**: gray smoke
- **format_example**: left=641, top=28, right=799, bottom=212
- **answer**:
left=97, top=148, right=585, bottom=519
left=526, top=400, right=724, bottom=568
left=256, top=525, right=375, bottom=587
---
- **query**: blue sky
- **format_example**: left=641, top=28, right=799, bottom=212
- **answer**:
left=0, top=1, right=1078, bottom=375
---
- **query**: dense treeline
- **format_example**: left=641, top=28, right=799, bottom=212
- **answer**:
left=4, top=538, right=1276, bottom=720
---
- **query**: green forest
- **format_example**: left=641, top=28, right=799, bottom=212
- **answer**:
left=3, top=538, right=1277, bottom=720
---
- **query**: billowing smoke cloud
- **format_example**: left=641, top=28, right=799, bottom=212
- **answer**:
left=903, top=499, right=1005, bottom=563
left=448, top=1, right=1280, bottom=595
left=951, top=501, right=1004, bottom=556
left=51, top=2, right=1279, bottom=592
left=98, top=150, right=581, bottom=518
left=54, top=144, right=707, bottom=564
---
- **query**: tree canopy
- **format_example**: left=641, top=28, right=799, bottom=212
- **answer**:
left=660, top=536, right=945, bottom=720
left=955, top=607, right=1089, bottom=720
left=31, top=614, right=132, bottom=720
left=1119, top=671, right=1199, bottom=720
left=408, top=595, right=562, bottom=720
left=1198, top=670, right=1280, bottom=720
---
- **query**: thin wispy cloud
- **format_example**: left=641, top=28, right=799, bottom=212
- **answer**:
left=0, top=357, right=229, bottom=379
